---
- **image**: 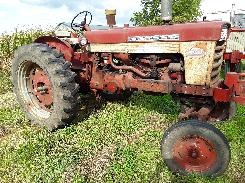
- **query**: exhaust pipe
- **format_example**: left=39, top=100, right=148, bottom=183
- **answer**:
left=161, top=0, right=173, bottom=23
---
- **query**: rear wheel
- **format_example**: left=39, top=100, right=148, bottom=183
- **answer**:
left=161, top=120, right=230, bottom=177
left=12, top=43, right=80, bottom=131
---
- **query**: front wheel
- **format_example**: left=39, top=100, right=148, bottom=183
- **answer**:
left=161, top=120, right=230, bottom=177
left=12, top=43, right=80, bottom=131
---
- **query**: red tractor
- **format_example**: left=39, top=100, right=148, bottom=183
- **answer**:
left=11, top=0, right=244, bottom=177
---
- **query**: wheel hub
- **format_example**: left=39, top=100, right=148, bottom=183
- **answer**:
left=172, top=135, right=217, bottom=172
left=29, top=67, right=53, bottom=110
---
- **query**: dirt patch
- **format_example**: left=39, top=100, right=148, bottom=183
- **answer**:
left=64, top=145, right=116, bottom=183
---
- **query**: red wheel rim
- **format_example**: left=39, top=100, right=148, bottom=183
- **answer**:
left=172, top=135, right=217, bottom=172
left=28, top=65, right=53, bottom=112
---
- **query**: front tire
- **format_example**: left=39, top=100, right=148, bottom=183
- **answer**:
left=161, top=120, right=230, bottom=177
left=12, top=43, right=80, bottom=131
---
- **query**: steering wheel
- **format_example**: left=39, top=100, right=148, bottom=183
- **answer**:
left=71, top=11, right=92, bottom=31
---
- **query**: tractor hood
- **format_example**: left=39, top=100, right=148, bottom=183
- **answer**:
left=84, top=21, right=230, bottom=44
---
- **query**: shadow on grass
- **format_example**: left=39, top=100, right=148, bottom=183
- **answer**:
left=72, top=93, right=107, bottom=125
left=128, top=92, right=180, bottom=116
left=72, top=92, right=180, bottom=127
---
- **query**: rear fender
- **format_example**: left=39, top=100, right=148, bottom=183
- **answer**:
left=35, top=36, right=74, bottom=61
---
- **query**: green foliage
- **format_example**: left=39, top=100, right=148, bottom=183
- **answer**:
left=131, top=0, right=202, bottom=26
left=0, top=29, right=48, bottom=73
left=0, top=72, right=12, bottom=94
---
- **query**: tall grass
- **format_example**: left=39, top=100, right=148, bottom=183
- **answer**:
left=0, top=29, right=49, bottom=73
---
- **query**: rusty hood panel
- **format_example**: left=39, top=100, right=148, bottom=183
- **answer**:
left=84, top=21, right=230, bottom=44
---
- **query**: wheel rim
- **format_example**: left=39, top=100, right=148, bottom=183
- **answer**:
left=172, top=135, right=217, bottom=172
left=17, top=61, right=53, bottom=119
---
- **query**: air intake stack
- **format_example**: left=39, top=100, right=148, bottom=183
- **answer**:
left=161, top=0, right=173, bottom=23
left=105, top=9, right=116, bottom=28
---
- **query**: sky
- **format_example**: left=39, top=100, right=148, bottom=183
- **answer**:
left=0, top=0, right=244, bottom=34
left=201, top=0, right=245, bottom=22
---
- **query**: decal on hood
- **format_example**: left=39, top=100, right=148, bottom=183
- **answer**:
left=128, top=34, right=180, bottom=42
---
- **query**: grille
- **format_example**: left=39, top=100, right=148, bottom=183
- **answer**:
left=226, top=31, right=245, bottom=53
left=210, top=41, right=226, bottom=86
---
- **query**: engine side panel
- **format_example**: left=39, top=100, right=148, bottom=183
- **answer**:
left=180, top=41, right=217, bottom=86
left=89, top=41, right=221, bottom=86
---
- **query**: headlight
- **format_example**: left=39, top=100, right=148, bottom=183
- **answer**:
left=80, top=37, right=87, bottom=45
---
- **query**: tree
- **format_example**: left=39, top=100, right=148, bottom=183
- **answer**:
left=131, top=0, right=202, bottom=26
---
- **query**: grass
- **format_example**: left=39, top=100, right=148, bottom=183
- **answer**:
left=0, top=72, right=12, bottom=94
left=0, top=70, right=244, bottom=182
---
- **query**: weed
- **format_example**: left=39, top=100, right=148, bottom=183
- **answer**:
left=0, top=29, right=49, bottom=73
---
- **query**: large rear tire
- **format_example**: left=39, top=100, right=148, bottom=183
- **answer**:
left=161, top=120, right=230, bottom=177
left=12, top=43, right=80, bottom=131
